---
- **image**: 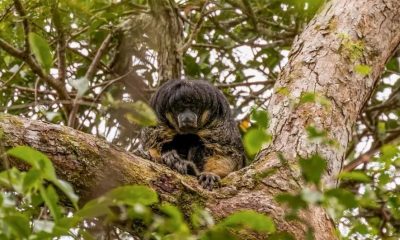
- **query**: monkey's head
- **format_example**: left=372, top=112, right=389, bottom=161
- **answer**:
left=150, top=80, right=231, bottom=133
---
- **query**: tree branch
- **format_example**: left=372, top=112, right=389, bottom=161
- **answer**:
left=0, top=38, right=71, bottom=105
left=343, top=129, right=400, bottom=171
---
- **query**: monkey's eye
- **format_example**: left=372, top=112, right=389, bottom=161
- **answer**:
left=174, top=105, right=185, bottom=113
left=175, top=103, right=193, bottom=113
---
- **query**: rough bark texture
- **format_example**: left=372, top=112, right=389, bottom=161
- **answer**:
left=259, top=0, right=400, bottom=187
left=1, top=0, right=399, bottom=239
left=149, top=0, right=183, bottom=84
left=111, top=0, right=183, bottom=98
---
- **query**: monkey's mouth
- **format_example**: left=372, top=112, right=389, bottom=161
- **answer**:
left=178, top=121, right=198, bottom=133
left=179, top=124, right=198, bottom=133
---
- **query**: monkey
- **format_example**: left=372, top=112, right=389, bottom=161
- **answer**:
left=140, top=79, right=246, bottom=190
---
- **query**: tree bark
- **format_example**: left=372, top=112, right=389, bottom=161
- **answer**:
left=1, top=0, right=399, bottom=239
left=149, top=0, right=183, bottom=84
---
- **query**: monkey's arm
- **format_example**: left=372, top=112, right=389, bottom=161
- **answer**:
left=141, top=126, right=200, bottom=175
left=203, top=155, right=237, bottom=177
left=198, top=123, right=246, bottom=190
left=197, top=154, right=237, bottom=190
left=163, top=150, right=199, bottom=176
left=141, top=125, right=172, bottom=162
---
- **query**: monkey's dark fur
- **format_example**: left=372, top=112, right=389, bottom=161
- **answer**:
left=141, top=79, right=245, bottom=190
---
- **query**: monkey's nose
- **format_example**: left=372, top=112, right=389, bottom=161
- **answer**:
left=182, top=115, right=196, bottom=124
left=178, top=111, right=198, bottom=129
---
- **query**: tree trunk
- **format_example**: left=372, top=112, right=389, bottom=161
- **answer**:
left=0, top=0, right=399, bottom=239
left=149, top=0, right=183, bottom=84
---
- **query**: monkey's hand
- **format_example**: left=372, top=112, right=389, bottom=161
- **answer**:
left=161, top=150, right=199, bottom=176
left=198, top=172, right=221, bottom=190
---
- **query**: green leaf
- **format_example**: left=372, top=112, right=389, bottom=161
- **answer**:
left=299, top=92, right=316, bottom=104
left=276, top=87, right=289, bottom=96
left=105, top=185, right=158, bottom=206
left=394, top=157, right=400, bottom=167
left=157, top=204, right=190, bottom=235
left=377, top=121, right=386, bottom=135
left=219, top=210, right=276, bottom=233
left=325, top=189, right=357, bottom=209
left=388, top=197, right=400, bottom=218
left=378, top=173, right=391, bottom=185
left=338, top=171, right=371, bottom=183
left=0, top=168, right=23, bottom=190
left=121, top=101, right=158, bottom=127
left=77, top=199, right=112, bottom=218
left=381, top=144, right=398, bottom=162
left=4, top=214, right=31, bottom=238
left=354, top=64, right=372, bottom=76
left=243, top=128, right=271, bottom=155
left=386, top=58, right=400, bottom=72
left=28, top=32, right=53, bottom=72
left=69, top=77, right=89, bottom=97
left=8, top=146, right=47, bottom=168
left=306, top=126, right=327, bottom=140
left=79, top=230, right=96, bottom=240
left=299, top=155, right=327, bottom=184
left=127, top=203, right=152, bottom=222
left=350, top=223, right=369, bottom=235
left=251, top=109, right=269, bottom=129
left=201, top=229, right=235, bottom=240
left=184, top=55, right=201, bottom=77
left=40, top=185, right=62, bottom=221
left=53, top=179, right=79, bottom=208
left=8, top=146, right=57, bottom=180
left=299, top=92, right=331, bottom=108
left=160, top=204, right=183, bottom=222
left=275, top=193, right=308, bottom=211
left=22, top=169, right=42, bottom=192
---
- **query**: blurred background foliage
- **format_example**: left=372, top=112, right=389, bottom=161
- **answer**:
left=0, top=0, right=400, bottom=239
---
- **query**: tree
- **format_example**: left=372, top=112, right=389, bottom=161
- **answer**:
left=0, top=0, right=400, bottom=239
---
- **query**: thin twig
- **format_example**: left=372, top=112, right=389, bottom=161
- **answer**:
left=85, top=33, right=113, bottom=81
left=216, top=80, right=274, bottom=88
left=343, top=129, right=400, bottom=171
left=241, top=0, right=257, bottom=30
left=179, top=0, right=209, bottom=53
left=11, top=85, right=96, bottom=102
left=51, top=1, right=67, bottom=82
left=0, top=62, right=25, bottom=88
left=34, top=77, right=41, bottom=108
left=1, top=99, right=96, bottom=111
left=77, top=70, right=133, bottom=130
left=68, top=33, right=113, bottom=127
left=0, top=3, right=13, bottom=22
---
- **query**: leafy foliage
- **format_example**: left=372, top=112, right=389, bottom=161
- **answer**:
left=243, top=109, right=272, bottom=158
left=0, top=146, right=277, bottom=239
left=28, top=32, right=53, bottom=73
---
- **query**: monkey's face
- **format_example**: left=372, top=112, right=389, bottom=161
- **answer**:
left=176, top=108, right=198, bottom=130
left=165, top=103, right=210, bottom=133
left=151, top=80, right=230, bottom=133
